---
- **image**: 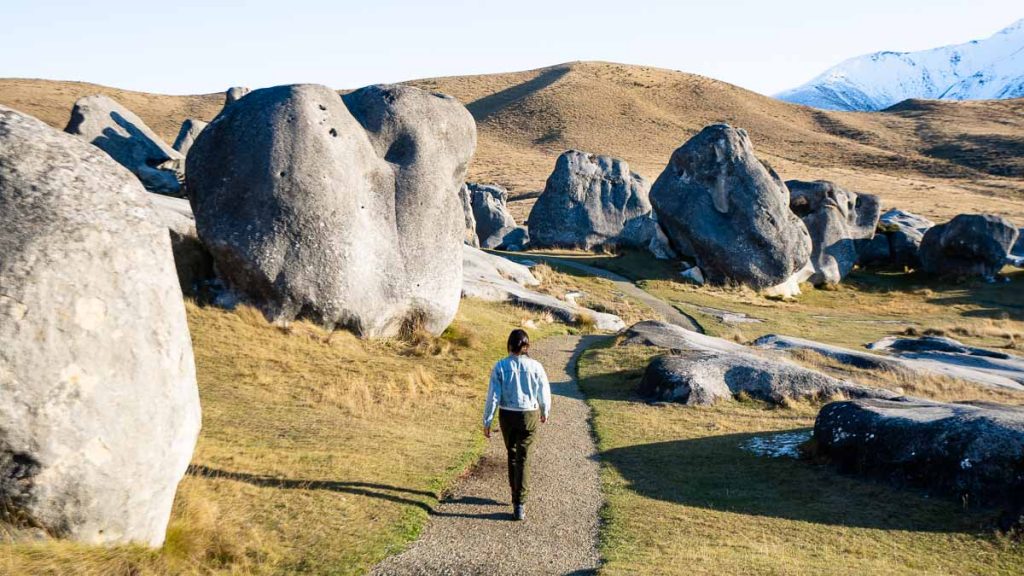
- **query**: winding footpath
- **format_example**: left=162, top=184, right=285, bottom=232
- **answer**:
left=501, top=252, right=704, bottom=333
left=371, top=335, right=604, bottom=576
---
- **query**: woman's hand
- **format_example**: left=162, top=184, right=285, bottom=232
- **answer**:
left=483, top=425, right=491, bottom=438
left=541, top=415, right=547, bottom=424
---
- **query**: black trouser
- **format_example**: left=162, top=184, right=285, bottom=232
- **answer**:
left=498, top=409, right=539, bottom=505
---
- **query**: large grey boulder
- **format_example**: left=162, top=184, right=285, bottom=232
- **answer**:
left=918, top=214, right=1018, bottom=279
left=458, top=184, right=479, bottom=247
left=149, top=194, right=215, bottom=294
left=171, top=118, right=208, bottom=156
left=815, top=398, right=1024, bottom=525
left=639, top=351, right=896, bottom=405
left=64, top=95, right=184, bottom=196
left=483, top=225, right=530, bottom=251
left=650, top=124, right=813, bottom=297
left=468, top=183, right=517, bottom=246
left=0, top=106, right=201, bottom=546
left=788, top=180, right=880, bottom=285
left=528, top=150, right=654, bottom=250
left=462, top=245, right=624, bottom=331
left=187, top=84, right=476, bottom=337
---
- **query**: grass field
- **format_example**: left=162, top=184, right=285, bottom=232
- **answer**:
left=578, top=341, right=1024, bottom=575
left=0, top=299, right=568, bottom=575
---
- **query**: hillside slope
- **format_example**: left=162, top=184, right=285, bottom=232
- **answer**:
left=2, top=61, right=1023, bottom=223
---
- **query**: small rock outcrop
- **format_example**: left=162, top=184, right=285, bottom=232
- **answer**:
left=650, top=124, right=813, bottom=297
left=462, top=246, right=624, bottom=331
left=468, top=183, right=518, bottom=247
left=171, top=118, right=208, bottom=156
left=484, top=225, right=530, bottom=251
left=224, top=86, right=251, bottom=107
left=815, top=398, right=1024, bottom=525
left=187, top=84, right=476, bottom=337
left=619, top=320, right=747, bottom=354
left=528, top=150, right=655, bottom=250
left=639, top=351, right=895, bottom=405
left=918, top=214, right=1018, bottom=279
left=458, top=184, right=480, bottom=247
left=64, top=95, right=184, bottom=196
left=858, top=209, right=934, bottom=269
left=0, top=106, right=201, bottom=546
left=788, top=180, right=880, bottom=285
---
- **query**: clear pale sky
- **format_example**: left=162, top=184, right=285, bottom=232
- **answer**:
left=2, top=0, right=1020, bottom=96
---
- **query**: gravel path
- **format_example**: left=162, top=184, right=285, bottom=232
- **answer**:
left=371, top=335, right=604, bottom=576
left=500, top=252, right=704, bottom=333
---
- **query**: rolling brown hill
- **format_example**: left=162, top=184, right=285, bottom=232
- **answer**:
left=3, top=61, right=1023, bottom=223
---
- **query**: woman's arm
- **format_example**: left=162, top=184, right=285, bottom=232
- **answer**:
left=538, top=365, right=551, bottom=423
left=482, top=364, right=501, bottom=436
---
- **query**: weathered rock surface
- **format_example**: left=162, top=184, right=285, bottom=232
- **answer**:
left=815, top=398, right=1024, bottom=522
left=859, top=209, right=935, bottom=269
left=224, top=86, right=251, bottom=107
left=462, top=246, right=624, bottom=331
left=468, top=183, right=517, bottom=246
left=187, top=83, right=475, bottom=337
left=0, top=106, right=201, bottom=546
left=639, top=351, right=896, bottom=405
left=754, top=333, right=1024, bottom=391
left=650, top=124, right=812, bottom=297
left=528, top=150, right=654, bottom=250
left=867, top=335, right=1024, bottom=388
left=919, top=214, right=1018, bottom=279
left=458, top=184, right=479, bottom=247
left=788, top=180, right=880, bottom=285
left=619, top=320, right=746, bottom=354
left=149, top=194, right=215, bottom=293
left=64, top=95, right=184, bottom=196
left=171, top=118, right=208, bottom=156
left=482, top=225, right=530, bottom=251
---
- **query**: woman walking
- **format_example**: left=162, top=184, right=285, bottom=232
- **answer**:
left=482, top=329, right=551, bottom=521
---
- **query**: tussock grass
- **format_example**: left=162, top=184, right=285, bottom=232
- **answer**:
left=0, top=298, right=567, bottom=575
left=530, top=262, right=657, bottom=326
left=578, top=343, right=1024, bottom=575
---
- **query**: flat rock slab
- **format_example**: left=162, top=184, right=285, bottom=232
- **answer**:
left=620, top=320, right=746, bottom=354
left=371, top=335, right=602, bottom=576
left=755, top=334, right=1024, bottom=391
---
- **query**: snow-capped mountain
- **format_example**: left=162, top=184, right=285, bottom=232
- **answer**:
left=777, top=18, right=1024, bottom=111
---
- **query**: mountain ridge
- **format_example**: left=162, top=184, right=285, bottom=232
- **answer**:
left=778, top=18, right=1024, bottom=111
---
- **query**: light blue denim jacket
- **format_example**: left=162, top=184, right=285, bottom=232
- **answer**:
left=482, top=354, right=551, bottom=428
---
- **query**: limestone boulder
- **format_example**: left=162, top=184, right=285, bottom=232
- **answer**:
left=650, top=124, right=812, bottom=296
left=458, top=184, right=479, bottom=247
left=528, top=150, right=654, bottom=250
left=468, top=183, right=517, bottom=245
left=638, top=351, right=895, bottom=405
left=224, top=86, right=251, bottom=107
left=171, top=118, right=208, bottom=156
left=187, top=84, right=476, bottom=337
left=788, top=180, right=880, bottom=285
left=815, top=398, right=1024, bottom=527
left=859, top=209, right=934, bottom=269
left=919, top=214, right=1018, bottom=279
left=64, top=95, right=184, bottom=196
left=0, top=106, right=201, bottom=546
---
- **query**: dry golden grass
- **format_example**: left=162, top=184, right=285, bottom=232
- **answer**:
left=528, top=262, right=656, bottom=326
left=3, top=61, right=1023, bottom=224
left=0, top=298, right=567, bottom=575
left=578, top=342, right=1024, bottom=576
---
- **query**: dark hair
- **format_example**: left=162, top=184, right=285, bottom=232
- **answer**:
left=507, top=329, right=530, bottom=355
